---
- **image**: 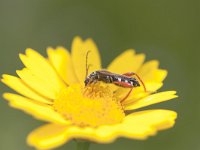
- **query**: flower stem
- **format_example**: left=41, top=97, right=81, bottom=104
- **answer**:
left=76, top=140, right=90, bottom=150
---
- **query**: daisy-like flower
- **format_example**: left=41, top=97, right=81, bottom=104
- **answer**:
left=2, top=37, right=178, bottom=150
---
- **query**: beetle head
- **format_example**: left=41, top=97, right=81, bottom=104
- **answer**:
left=84, top=71, right=97, bottom=86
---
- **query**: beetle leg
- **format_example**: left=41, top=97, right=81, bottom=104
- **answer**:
left=122, top=72, right=146, bottom=92
left=120, top=88, right=133, bottom=103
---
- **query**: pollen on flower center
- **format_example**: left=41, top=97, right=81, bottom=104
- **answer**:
left=53, top=84, right=125, bottom=127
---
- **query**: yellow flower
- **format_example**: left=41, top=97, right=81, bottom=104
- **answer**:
left=1, top=37, right=178, bottom=150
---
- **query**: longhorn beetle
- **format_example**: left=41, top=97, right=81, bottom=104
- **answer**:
left=84, top=51, right=146, bottom=103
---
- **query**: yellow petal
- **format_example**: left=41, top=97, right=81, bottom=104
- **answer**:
left=141, top=69, right=167, bottom=83
left=124, top=91, right=178, bottom=110
left=28, top=109, right=176, bottom=149
left=16, top=69, right=56, bottom=100
left=115, top=109, right=177, bottom=139
left=1, top=74, right=51, bottom=104
left=71, top=36, right=101, bottom=83
left=138, top=60, right=159, bottom=77
left=124, top=109, right=177, bottom=130
left=27, top=124, right=68, bottom=150
left=138, top=60, right=167, bottom=82
left=107, top=49, right=145, bottom=74
left=3, top=93, right=69, bottom=124
left=47, top=47, right=78, bottom=85
left=28, top=124, right=98, bottom=150
left=19, top=48, right=66, bottom=93
left=92, top=109, right=177, bottom=142
left=151, top=69, right=167, bottom=82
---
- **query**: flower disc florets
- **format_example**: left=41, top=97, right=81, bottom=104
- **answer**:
left=53, top=83, right=125, bottom=127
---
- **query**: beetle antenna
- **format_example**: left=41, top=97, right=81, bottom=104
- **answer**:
left=85, top=50, right=91, bottom=78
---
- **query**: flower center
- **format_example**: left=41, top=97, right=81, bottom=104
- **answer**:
left=53, top=84, right=125, bottom=127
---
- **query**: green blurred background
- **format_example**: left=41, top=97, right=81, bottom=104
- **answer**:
left=0, top=0, right=199, bottom=150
